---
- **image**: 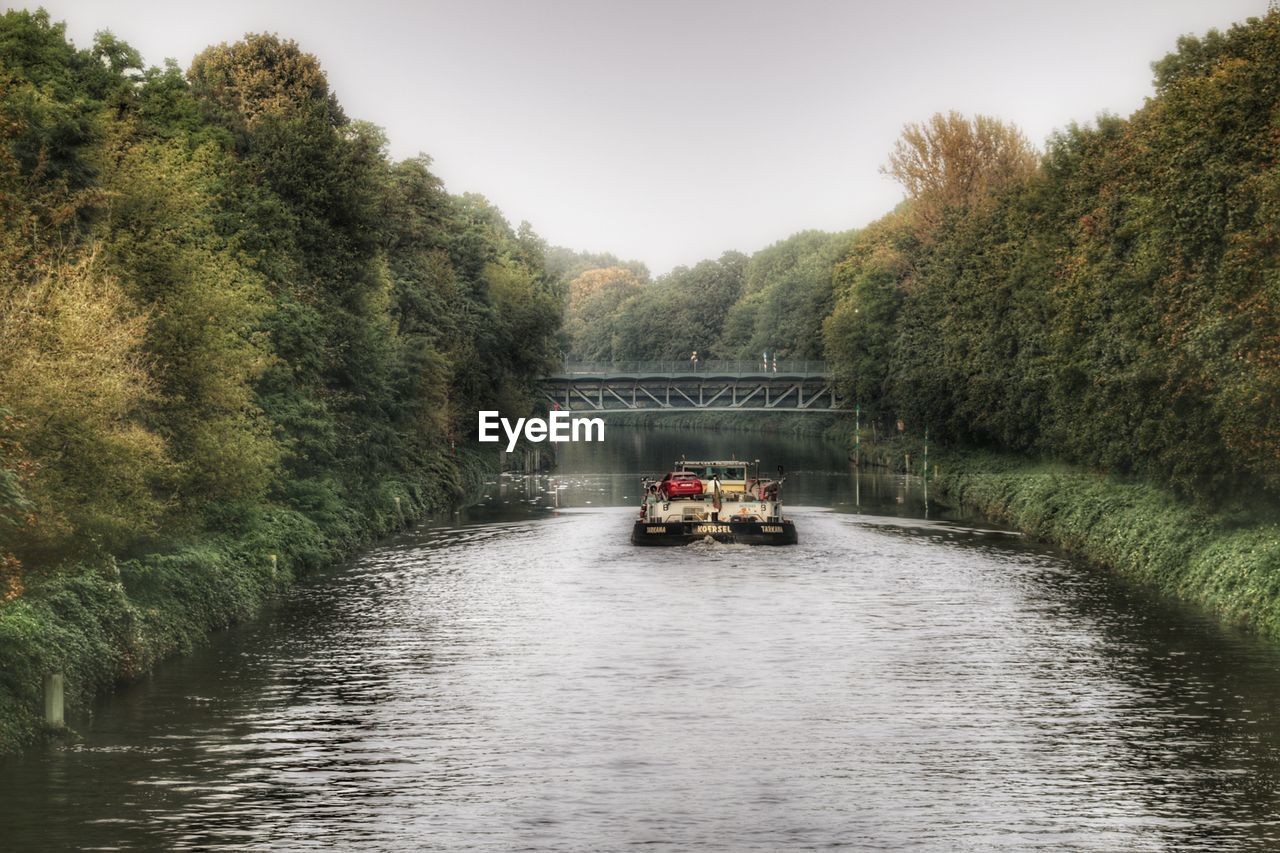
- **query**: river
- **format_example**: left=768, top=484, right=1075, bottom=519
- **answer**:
left=3, top=427, right=1280, bottom=850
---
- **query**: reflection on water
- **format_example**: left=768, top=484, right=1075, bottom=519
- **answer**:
left=2, top=427, right=1280, bottom=850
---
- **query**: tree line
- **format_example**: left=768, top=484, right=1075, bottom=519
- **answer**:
left=3, top=5, right=1277, bottom=597
left=0, top=11, right=563, bottom=589
left=559, top=230, right=856, bottom=364
left=565, top=11, right=1280, bottom=501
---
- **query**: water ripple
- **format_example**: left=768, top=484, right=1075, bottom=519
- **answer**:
left=5, top=433, right=1280, bottom=850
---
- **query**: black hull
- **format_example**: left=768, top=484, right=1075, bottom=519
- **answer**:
left=630, top=519, right=798, bottom=546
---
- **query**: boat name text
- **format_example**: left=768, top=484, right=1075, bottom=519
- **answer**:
left=694, top=524, right=732, bottom=534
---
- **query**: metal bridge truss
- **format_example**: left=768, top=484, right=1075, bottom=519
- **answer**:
left=540, top=373, right=847, bottom=414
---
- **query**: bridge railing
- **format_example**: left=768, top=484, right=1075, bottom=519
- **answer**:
left=551, top=359, right=831, bottom=378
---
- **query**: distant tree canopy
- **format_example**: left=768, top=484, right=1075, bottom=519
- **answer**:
left=718, top=231, right=857, bottom=361
left=0, top=10, right=563, bottom=571
left=564, top=267, right=645, bottom=361
left=559, top=232, right=855, bottom=364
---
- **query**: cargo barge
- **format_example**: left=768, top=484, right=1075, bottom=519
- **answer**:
left=630, top=459, right=797, bottom=546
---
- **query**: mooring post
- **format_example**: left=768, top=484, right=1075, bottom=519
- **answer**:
left=44, top=673, right=64, bottom=727
left=905, top=453, right=911, bottom=475
left=854, top=404, right=861, bottom=468
left=923, top=428, right=929, bottom=481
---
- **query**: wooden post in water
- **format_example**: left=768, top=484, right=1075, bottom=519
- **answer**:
left=44, top=673, right=64, bottom=727
left=923, top=429, right=929, bottom=481
left=905, top=453, right=911, bottom=476
left=854, top=404, right=861, bottom=468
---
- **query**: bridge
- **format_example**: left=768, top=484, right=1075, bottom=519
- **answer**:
left=539, top=360, right=848, bottom=414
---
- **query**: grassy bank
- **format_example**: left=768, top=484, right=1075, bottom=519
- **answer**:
left=0, top=449, right=497, bottom=757
left=620, top=417, right=1280, bottom=641
left=930, top=449, right=1280, bottom=638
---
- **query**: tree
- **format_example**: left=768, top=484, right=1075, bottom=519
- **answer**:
left=94, top=127, right=280, bottom=511
left=564, top=266, right=644, bottom=360
left=0, top=253, right=170, bottom=562
left=882, top=111, right=1038, bottom=234
left=187, top=33, right=343, bottom=138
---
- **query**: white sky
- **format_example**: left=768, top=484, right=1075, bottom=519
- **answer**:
left=21, top=0, right=1269, bottom=273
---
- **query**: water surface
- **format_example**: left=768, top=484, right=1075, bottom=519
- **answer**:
left=3, top=428, right=1279, bottom=850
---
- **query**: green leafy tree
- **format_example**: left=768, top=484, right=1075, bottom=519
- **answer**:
left=564, top=266, right=645, bottom=360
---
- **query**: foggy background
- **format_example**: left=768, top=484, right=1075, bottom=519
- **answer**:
left=24, top=0, right=1268, bottom=272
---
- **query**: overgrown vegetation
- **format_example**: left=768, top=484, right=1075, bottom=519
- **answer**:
left=824, top=14, right=1280, bottom=503
left=0, top=10, right=561, bottom=751
left=933, top=451, right=1280, bottom=638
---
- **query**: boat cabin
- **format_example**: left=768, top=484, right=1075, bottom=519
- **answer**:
left=674, top=460, right=749, bottom=494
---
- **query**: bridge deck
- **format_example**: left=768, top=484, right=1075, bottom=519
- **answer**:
left=545, top=359, right=831, bottom=381
left=540, top=361, right=847, bottom=413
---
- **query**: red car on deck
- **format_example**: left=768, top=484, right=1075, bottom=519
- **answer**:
left=658, top=471, right=703, bottom=499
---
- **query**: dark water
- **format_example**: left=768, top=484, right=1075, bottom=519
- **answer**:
left=4, top=428, right=1280, bottom=850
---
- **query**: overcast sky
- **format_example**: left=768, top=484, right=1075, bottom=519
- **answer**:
left=22, top=0, right=1269, bottom=273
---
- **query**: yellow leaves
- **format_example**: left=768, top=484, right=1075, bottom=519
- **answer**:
left=89, top=129, right=282, bottom=506
left=564, top=266, right=644, bottom=358
left=567, top=266, right=641, bottom=313
left=188, top=34, right=338, bottom=130
left=0, top=251, right=171, bottom=559
left=883, top=112, right=1039, bottom=237
left=0, top=251, right=152, bottom=418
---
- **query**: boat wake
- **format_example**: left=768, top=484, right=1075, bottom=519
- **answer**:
left=685, top=535, right=752, bottom=555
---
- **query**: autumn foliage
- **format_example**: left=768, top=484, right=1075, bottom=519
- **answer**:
left=0, top=13, right=562, bottom=582
left=826, top=12, right=1280, bottom=499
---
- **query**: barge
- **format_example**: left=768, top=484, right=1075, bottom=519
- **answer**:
left=630, top=459, right=798, bottom=546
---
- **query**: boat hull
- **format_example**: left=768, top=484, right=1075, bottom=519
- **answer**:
left=630, top=518, right=798, bottom=546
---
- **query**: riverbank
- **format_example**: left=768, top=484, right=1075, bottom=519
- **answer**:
left=633, top=413, right=1280, bottom=640
left=931, top=449, right=1280, bottom=639
left=0, top=450, right=498, bottom=757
